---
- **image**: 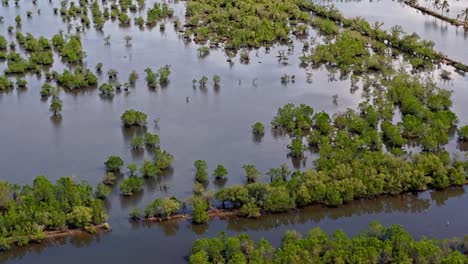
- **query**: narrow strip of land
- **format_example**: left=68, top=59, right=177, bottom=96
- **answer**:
left=403, top=0, right=468, bottom=29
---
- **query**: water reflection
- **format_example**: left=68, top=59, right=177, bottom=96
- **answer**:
left=430, top=187, right=465, bottom=206
left=0, top=232, right=109, bottom=263
left=119, top=190, right=144, bottom=210
left=49, top=114, right=62, bottom=127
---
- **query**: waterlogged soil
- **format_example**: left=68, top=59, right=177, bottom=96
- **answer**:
left=1, top=0, right=468, bottom=263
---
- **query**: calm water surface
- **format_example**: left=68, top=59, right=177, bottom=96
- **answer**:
left=328, top=0, right=468, bottom=63
left=0, top=1, right=468, bottom=263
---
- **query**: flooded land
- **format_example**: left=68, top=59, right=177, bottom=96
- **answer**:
left=0, top=0, right=468, bottom=263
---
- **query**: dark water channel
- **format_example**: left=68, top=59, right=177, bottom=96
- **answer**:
left=0, top=0, right=468, bottom=263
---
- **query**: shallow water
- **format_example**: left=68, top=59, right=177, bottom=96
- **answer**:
left=327, top=0, right=468, bottom=63
left=1, top=0, right=468, bottom=263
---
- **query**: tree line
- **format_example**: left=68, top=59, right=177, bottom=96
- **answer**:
left=0, top=176, right=108, bottom=251
left=189, top=221, right=468, bottom=263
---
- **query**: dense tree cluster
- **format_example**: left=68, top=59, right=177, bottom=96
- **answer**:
left=4, top=52, right=40, bottom=74
left=0, top=76, right=13, bottom=90
left=251, top=122, right=264, bottom=135
left=144, top=65, right=171, bottom=88
left=271, top=103, right=314, bottom=132
left=189, top=222, right=468, bottom=264
left=0, top=176, right=107, bottom=250
left=146, top=2, right=173, bottom=26
left=299, top=3, right=459, bottom=71
left=121, top=109, right=147, bottom=126
left=51, top=34, right=85, bottom=63
left=207, top=72, right=466, bottom=216
left=185, top=0, right=311, bottom=49
left=55, top=67, right=98, bottom=90
left=119, top=176, right=144, bottom=196
left=144, top=197, right=181, bottom=219
left=15, top=32, right=53, bottom=66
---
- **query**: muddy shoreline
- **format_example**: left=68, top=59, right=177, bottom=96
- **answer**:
left=44, top=223, right=111, bottom=240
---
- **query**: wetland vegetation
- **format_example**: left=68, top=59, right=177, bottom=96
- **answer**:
left=0, top=177, right=108, bottom=251
left=0, top=0, right=467, bottom=262
left=189, top=222, right=468, bottom=264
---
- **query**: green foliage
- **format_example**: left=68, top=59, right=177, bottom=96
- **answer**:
left=0, top=176, right=107, bottom=250
left=144, top=197, right=181, bottom=219
left=4, top=52, right=32, bottom=74
left=252, top=122, right=265, bottom=135
left=129, top=208, right=141, bottom=220
left=16, top=78, right=27, bottom=88
left=197, top=46, right=209, bottom=57
left=134, top=16, right=145, bottom=27
left=312, top=17, right=339, bottom=36
left=213, top=165, right=228, bottom=180
left=15, top=15, right=21, bottom=26
left=119, top=176, right=144, bottom=196
left=157, top=65, right=171, bottom=86
left=40, top=83, right=55, bottom=97
left=271, top=103, right=314, bottom=131
left=212, top=75, right=220, bottom=88
left=0, top=181, right=9, bottom=209
left=237, top=200, right=261, bottom=218
left=144, top=133, right=160, bottom=147
left=67, top=206, right=93, bottom=228
left=104, top=156, right=124, bottom=172
left=128, top=70, right=138, bottom=85
left=127, top=164, right=138, bottom=176
left=185, top=0, right=310, bottom=49
left=288, top=138, right=305, bottom=157
left=242, top=164, right=260, bottom=183
left=144, top=67, right=158, bottom=88
left=153, top=148, right=174, bottom=171
left=95, top=62, right=103, bottom=73
left=0, top=36, right=7, bottom=50
left=146, top=3, right=173, bottom=26
left=192, top=197, right=209, bottom=224
left=189, top=251, right=210, bottom=264
left=0, top=76, right=13, bottom=91
left=194, top=160, right=209, bottom=184
left=381, top=121, right=406, bottom=148
left=131, top=136, right=144, bottom=149
left=121, top=109, right=147, bottom=126
left=103, top=172, right=117, bottom=186
left=95, top=183, right=111, bottom=200
left=189, top=222, right=468, bottom=263
left=52, top=34, right=85, bottom=63
left=458, top=125, right=468, bottom=141
left=99, top=83, right=114, bottom=96
left=49, top=97, right=63, bottom=115
left=139, top=160, right=159, bottom=178
left=56, top=68, right=97, bottom=90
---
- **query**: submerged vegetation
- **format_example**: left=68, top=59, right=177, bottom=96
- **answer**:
left=189, top=222, right=468, bottom=264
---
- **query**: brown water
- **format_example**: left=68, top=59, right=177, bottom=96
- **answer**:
left=0, top=0, right=468, bottom=263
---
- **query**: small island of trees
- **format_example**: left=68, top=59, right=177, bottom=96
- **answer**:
left=0, top=176, right=109, bottom=250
